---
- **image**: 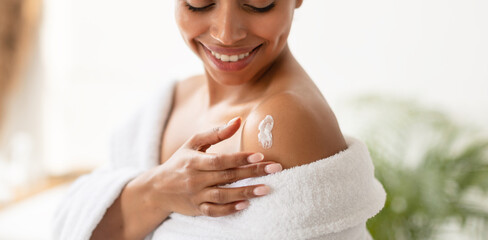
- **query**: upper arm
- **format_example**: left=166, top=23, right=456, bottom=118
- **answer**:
left=240, top=92, right=348, bottom=169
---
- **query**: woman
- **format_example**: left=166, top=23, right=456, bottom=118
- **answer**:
left=55, top=1, right=386, bottom=239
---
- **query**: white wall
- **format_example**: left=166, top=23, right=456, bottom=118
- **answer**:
left=40, top=0, right=488, bottom=172
left=290, top=0, right=488, bottom=129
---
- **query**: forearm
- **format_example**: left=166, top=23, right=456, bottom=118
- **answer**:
left=91, top=175, right=170, bottom=240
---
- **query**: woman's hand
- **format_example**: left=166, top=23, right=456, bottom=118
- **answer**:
left=140, top=117, right=282, bottom=217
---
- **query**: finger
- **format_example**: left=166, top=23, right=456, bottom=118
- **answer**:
left=195, top=152, right=265, bottom=171
left=199, top=201, right=250, bottom=217
left=199, top=185, right=270, bottom=204
left=185, top=116, right=241, bottom=152
left=206, top=162, right=282, bottom=186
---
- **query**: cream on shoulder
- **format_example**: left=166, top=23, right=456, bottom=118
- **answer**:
left=258, top=115, right=274, bottom=149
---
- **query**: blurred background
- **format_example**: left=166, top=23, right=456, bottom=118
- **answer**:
left=0, top=0, right=487, bottom=239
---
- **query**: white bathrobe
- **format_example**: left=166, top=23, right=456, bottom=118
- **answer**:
left=53, top=80, right=386, bottom=240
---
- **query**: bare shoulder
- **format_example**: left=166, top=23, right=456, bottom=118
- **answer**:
left=240, top=91, right=348, bottom=169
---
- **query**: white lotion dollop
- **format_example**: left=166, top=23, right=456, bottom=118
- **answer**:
left=258, top=115, right=274, bottom=149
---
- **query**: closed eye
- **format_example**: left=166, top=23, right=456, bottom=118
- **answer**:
left=245, top=2, right=276, bottom=13
left=185, top=3, right=215, bottom=12
left=185, top=2, right=275, bottom=13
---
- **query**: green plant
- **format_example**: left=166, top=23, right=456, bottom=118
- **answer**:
left=345, top=96, right=488, bottom=240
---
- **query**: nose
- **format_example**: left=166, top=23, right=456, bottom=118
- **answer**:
left=210, top=5, right=247, bottom=45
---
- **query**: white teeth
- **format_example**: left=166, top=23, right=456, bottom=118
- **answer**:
left=210, top=50, right=252, bottom=62
left=220, top=54, right=230, bottom=61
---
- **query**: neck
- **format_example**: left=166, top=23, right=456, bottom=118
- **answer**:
left=203, top=45, right=293, bottom=108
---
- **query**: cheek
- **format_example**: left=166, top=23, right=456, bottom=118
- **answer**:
left=249, top=12, right=293, bottom=51
left=175, top=8, right=208, bottom=53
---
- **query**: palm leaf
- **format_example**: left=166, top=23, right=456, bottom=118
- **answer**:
left=343, top=95, right=488, bottom=239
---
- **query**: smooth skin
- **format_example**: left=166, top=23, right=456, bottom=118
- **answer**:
left=92, top=0, right=347, bottom=239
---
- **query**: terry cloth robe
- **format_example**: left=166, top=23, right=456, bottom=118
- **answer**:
left=53, top=79, right=386, bottom=240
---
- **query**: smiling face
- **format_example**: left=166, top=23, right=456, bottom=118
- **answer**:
left=175, top=0, right=302, bottom=86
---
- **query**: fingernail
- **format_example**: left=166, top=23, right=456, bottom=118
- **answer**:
left=265, top=163, right=282, bottom=174
left=226, top=117, right=240, bottom=128
left=235, top=201, right=249, bottom=210
left=253, top=186, right=270, bottom=196
left=247, top=153, right=264, bottom=163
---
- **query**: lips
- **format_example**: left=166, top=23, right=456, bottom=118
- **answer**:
left=202, top=43, right=260, bottom=55
left=200, top=42, right=262, bottom=71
